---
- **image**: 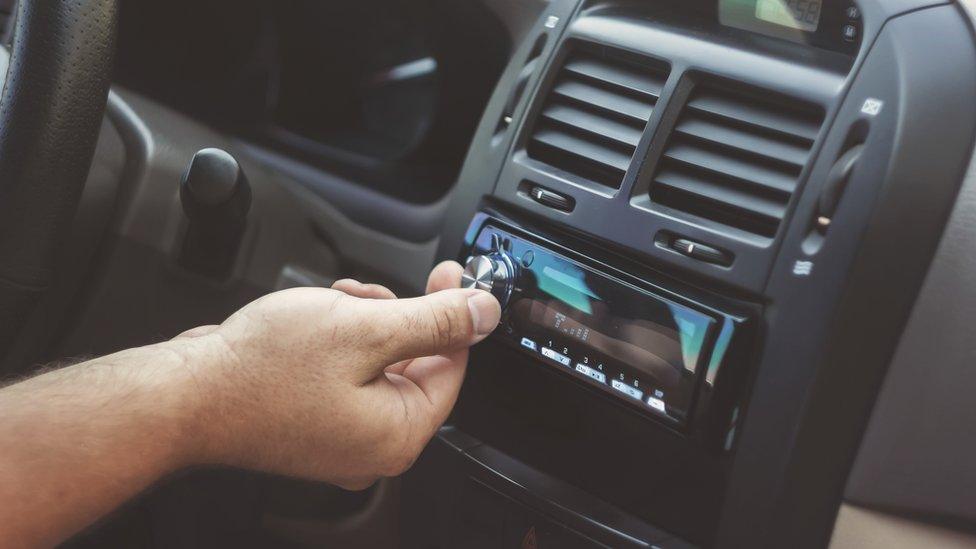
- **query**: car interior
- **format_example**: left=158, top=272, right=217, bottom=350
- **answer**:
left=1, top=0, right=975, bottom=547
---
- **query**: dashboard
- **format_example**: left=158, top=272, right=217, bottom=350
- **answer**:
left=76, top=0, right=976, bottom=546
left=402, top=0, right=976, bottom=547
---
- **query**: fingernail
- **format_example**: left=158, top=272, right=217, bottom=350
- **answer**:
left=468, top=292, right=501, bottom=336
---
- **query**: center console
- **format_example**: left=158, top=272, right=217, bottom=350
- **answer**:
left=403, top=0, right=976, bottom=547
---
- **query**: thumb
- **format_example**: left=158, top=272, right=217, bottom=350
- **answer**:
left=350, top=288, right=501, bottom=369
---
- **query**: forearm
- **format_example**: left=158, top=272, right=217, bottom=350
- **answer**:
left=0, top=265, right=493, bottom=547
left=0, top=341, right=208, bottom=548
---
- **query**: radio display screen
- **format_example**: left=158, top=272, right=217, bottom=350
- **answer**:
left=473, top=226, right=718, bottom=424
left=523, top=286, right=709, bottom=392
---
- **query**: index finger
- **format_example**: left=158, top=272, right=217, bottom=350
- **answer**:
left=426, top=261, right=463, bottom=295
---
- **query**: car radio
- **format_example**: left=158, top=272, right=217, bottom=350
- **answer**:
left=461, top=216, right=750, bottom=430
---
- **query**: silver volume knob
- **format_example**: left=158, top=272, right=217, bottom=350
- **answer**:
left=462, top=255, right=497, bottom=292
left=462, top=250, right=517, bottom=309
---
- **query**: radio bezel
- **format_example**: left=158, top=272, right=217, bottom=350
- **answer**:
left=460, top=210, right=758, bottom=449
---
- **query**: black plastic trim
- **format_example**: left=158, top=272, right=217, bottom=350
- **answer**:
left=435, top=427, right=689, bottom=548
left=716, top=4, right=976, bottom=547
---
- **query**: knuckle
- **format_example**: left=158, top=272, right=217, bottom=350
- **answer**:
left=426, top=297, right=471, bottom=348
left=381, top=450, right=417, bottom=477
left=377, top=438, right=415, bottom=477
left=337, top=477, right=379, bottom=492
left=375, top=413, right=425, bottom=477
left=428, top=307, right=454, bottom=348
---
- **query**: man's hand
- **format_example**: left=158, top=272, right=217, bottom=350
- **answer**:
left=178, top=260, right=500, bottom=488
left=0, top=261, right=499, bottom=547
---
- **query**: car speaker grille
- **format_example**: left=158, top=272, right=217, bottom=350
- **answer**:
left=650, top=83, right=824, bottom=238
left=527, top=48, right=670, bottom=189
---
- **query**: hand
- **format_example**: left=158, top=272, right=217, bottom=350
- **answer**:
left=176, top=261, right=500, bottom=489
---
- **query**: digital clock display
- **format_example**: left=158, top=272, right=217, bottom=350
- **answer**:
left=717, top=0, right=860, bottom=51
left=755, top=0, right=822, bottom=32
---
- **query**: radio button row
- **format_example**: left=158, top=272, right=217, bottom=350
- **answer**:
left=611, top=379, right=644, bottom=401
left=575, top=363, right=606, bottom=384
left=541, top=347, right=571, bottom=367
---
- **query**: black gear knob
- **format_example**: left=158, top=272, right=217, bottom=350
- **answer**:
left=178, top=148, right=252, bottom=279
left=180, top=148, right=251, bottom=221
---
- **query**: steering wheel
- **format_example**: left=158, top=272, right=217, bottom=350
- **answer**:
left=0, top=0, right=117, bottom=365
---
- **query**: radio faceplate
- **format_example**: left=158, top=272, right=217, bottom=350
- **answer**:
left=463, top=217, right=750, bottom=431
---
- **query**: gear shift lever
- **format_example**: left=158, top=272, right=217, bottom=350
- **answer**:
left=178, top=148, right=251, bottom=279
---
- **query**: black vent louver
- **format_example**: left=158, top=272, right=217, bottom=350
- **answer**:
left=650, top=83, right=825, bottom=238
left=527, top=49, right=670, bottom=189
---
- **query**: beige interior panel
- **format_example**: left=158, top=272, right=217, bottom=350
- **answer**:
left=830, top=505, right=976, bottom=549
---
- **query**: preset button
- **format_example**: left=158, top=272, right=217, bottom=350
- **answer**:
left=611, top=379, right=644, bottom=401
left=541, top=347, right=571, bottom=367
left=575, top=363, right=607, bottom=384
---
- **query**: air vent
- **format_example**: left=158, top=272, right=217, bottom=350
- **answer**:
left=650, top=83, right=825, bottom=238
left=527, top=48, right=670, bottom=189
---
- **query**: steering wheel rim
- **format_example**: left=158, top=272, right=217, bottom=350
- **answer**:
left=0, top=0, right=118, bottom=367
